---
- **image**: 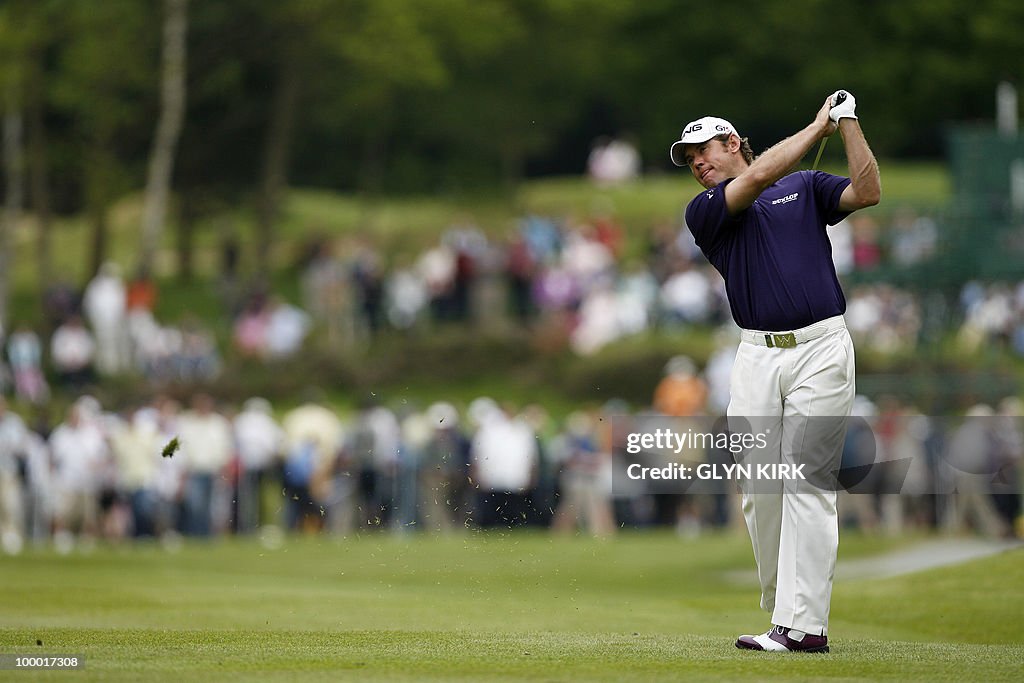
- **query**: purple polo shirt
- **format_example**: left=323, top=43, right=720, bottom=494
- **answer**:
left=684, top=170, right=852, bottom=331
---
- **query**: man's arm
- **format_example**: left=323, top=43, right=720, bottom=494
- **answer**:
left=724, top=97, right=834, bottom=214
left=836, top=119, right=881, bottom=211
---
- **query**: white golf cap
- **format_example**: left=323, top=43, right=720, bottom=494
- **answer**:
left=669, top=116, right=738, bottom=167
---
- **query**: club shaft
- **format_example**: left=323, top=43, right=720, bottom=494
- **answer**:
left=812, top=136, right=829, bottom=170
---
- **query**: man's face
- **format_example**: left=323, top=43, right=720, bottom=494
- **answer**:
left=681, top=136, right=739, bottom=189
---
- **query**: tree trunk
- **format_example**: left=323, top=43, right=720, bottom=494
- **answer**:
left=256, top=57, right=300, bottom=271
left=1, top=89, right=25, bottom=331
left=88, top=198, right=109, bottom=281
left=26, top=72, right=52, bottom=294
left=140, top=0, right=188, bottom=275
left=176, top=193, right=196, bottom=281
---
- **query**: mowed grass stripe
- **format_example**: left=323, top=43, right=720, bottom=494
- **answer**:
left=0, top=533, right=1020, bottom=681
left=2, top=629, right=1020, bottom=682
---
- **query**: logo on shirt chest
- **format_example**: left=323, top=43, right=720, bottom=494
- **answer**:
left=770, top=192, right=800, bottom=205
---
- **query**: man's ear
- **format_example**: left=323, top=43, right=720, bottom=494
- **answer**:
left=728, top=134, right=742, bottom=154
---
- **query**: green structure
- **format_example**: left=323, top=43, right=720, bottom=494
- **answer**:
left=944, top=125, right=1024, bottom=284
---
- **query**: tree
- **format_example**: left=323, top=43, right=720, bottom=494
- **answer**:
left=50, top=0, right=156, bottom=277
left=1, top=92, right=23, bottom=332
left=0, top=0, right=38, bottom=329
left=140, top=0, right=188, bottom=276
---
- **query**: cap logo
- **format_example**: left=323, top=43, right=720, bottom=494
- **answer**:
left=684, top=122, right=703, bottom=135
left=715, top=124, right=729, bottom=132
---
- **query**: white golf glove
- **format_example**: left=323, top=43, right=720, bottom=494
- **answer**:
left=829, top=90, right=857, bottom=122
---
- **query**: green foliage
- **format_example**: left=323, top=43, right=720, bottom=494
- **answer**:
left=8, top=0, right=1022, bottom=214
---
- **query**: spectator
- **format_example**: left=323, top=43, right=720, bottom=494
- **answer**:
left=651, top=356, right=708, bottom=532
left=890, top=207, right=938, bottom=266
left=418, top=244, right=457, bottom=322
left=587, top=136, right=641, bottom=185
left=233, top=397, right=285, bottom=533
left=7, top=324, right=49, bottom=405
left=21, top=428, right=52, bottom=547
left=653, top=356, right=708, bottom=417
left=618, top=264, right=659, bottom=335
left=561, top=223, right=614, bottom=293
left=992, top=397, right=1023, bottom=529
left=264, top=298, right=312, bottom=359
left=233, top=298, right=270, bottom=359
left=349, top=402, right=402, bottom=529
left=846, top=285, right=921, bottom=352
left=944, top=405, right=1009, bottom=538
left=469, top=403, right=538, bottom=528
left=50, top=399, right=110, bottom=552
left=520, top=214, right=561, bottom=265
left=0, top=397, right=30, bottom=554
left=660, top=263, right=715, bottom=324
left=418, top=402, right=471, bottom=532
left=50, top=315, right=96, bottom=389
left=396, top=407, right=430, bottom=532
left=505, top=233, right=537, bottom=322
left=851, top=214, right=882, bottom=271
left=83, top=261, right=130, bottom=375
left=353, top=245, right=385, bottom=335
left=282, top=397, right=344, bottom=533
left=152, top=397, right=185, bottom=539
left=704, top=327, right=740, bottom=416
left=959, top=283, right=1014, bottom=352
left=177, top=394, right=233, bottom=537
left=176, top=317, right=221, bottom=382
left=108, top=406, right=162, bottom=537
left=550, top=410, right=615, bottom=537
left=443, top=221, right=484, bottom=323
left=571, top=280, right=621, bottom=355
left=302, top=240, right=358, bottom=348
left=386, top=264, right=429, bottom=331
left=126, top=267, right=158, bottom=315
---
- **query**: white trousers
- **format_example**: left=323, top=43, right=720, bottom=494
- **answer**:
left=728, top=316, right=855, bottom=636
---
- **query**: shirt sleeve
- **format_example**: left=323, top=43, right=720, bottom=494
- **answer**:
left=809, top=171, right=853, bottom=226
left=684, top=180, right=737, bottom=256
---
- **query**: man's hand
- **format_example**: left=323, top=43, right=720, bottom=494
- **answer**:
left=829, top=90, right=858, bottom=122
left=815, top=97, right=838, bottom=138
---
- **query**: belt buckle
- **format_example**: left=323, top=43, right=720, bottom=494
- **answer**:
left=765, top=332, right=797, bottom=348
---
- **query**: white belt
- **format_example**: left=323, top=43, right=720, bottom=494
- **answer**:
left=739, top=315, right=846, bottom=348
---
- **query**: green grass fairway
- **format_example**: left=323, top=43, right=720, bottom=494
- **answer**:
left=1, top=531, right=1021, bottom=681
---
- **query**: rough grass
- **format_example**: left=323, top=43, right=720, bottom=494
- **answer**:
left=0, top=531, right=1020, bottom=681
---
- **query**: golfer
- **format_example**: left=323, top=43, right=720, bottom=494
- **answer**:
left=669, top=91, right=881, bottom=652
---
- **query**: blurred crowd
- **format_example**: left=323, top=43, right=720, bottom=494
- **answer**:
left=2, top=199, right=1023, bottom=554
left=0, top=372, right=1020, bottom=556
left=956, top=280, right=1024, bottom=355
left=8, top=261, right=226, bottom=404
left=292, top=203, right=1018, bottom=359
left=292, top=204, right=952, bottom=359
left=0, top=390, right=627, bottom=554
left=836, top=396, right=1023, bottom=538
left=6, top=202, right=1017, bottom=413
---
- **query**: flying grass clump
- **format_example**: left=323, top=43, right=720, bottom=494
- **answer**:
left=161, top=437, right=180, bottom=458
